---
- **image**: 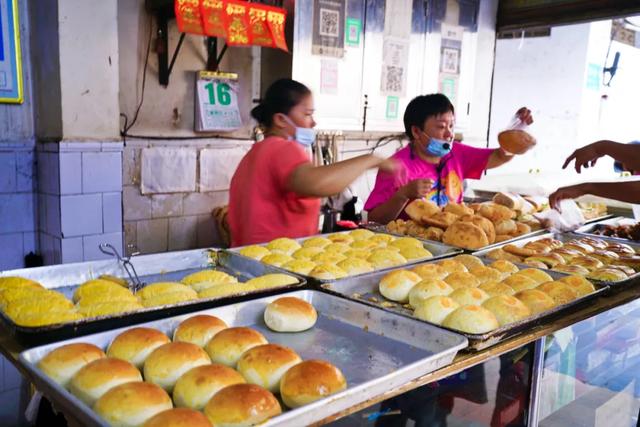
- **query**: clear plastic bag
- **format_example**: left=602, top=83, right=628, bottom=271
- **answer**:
left=533, top=199, right=585, bottom=232
left=497, top=114, right=537, bottom=155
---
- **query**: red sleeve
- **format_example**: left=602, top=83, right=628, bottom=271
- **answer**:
left=270, top=140, right=312, bottom=191
left=452, top=142, right=494, bottom=179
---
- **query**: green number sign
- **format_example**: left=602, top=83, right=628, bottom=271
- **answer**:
left=204, top=82, right=232, bottom=106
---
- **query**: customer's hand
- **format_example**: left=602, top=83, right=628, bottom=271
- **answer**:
left=549, top=184, right=588, bottom=210
left=562, top=141, right=612, bottom=173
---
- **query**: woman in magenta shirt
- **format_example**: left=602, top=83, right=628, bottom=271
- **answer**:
left=365, top=94, right=533, bottom=223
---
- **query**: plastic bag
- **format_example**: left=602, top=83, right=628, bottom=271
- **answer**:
left=533, top=199, right=585, bottom=232
left=497, top=114, right=537, bottom=155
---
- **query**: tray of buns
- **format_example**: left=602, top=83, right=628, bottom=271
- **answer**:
left=473, top=232, right=640, bottom=286
left=19, top=290, right=467, bottom=427
left=575, top=216, right=640, bottom=243
left=228, top=230, right=462, bottom=284
left=0, top=249, right=305, bottom=346
left=321, top=255, right=608, bottom=351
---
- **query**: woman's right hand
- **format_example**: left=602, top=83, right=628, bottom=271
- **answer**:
left=562, top=140, right=612, bottom=173
left=399, top=179, right=434, bottom=200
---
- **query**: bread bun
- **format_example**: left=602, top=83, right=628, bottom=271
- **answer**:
left=501, top=274, right=538, bottom=292
left=425, top=226, right=445, bottom=241
left=551, top=247, right=583, bottom=262
left=482, top=295, right=531, bottom=326
left=485, top=248, right=523, bottom=263
left=237, top=344, right=302, bottom=392
left=137, top=282, right=192, bottom=300
left=292, top=247, right=323, bottom=260
left=514, top=222, right=532, bottom=236
left=616, top=255, right=640, bottom=270
left=563, top=242, right=595, bottom=255
left=552, top=264, right=590, bottom=276
left=107, top=328, right=171, bottom=370
left=444, top=272, right=480, bottom=289
left=523, top=259, right=548, bottom=269
left=308, top=263, right=348, bottom=280
left=536, top=281, right=579, bottom=305
left=349, top=229, right=375, bottom=241
left=261, top=253, right=294, bottom=267
left=607, top=264, right=636, bottom=276
left=557, top=275, right=595, bottom=296
left=411, top=263, right=449, bottom=280
left=173, top=364, right=245, bottom=410
left=497, top=129, right=536, bottom=154
left=69, top=357, right=142, bottom=406
left=336, top=258, right=374, bottom=275
left=423, top=211, right=459, bottom=229
left=514, top=289, right=556, bottom=315
left=494, top=219, right=517, bottom=235
left=144, top=342, right=211, bottom=393
left=587, top=268, right=628, bottom=282
left=442, top=222, right=489, bottom=250
left=442, top=305, right=500, bottom=333
left=437, top=259, right=468, bottom=274
left=301, top=236, right=332, bottom=248
left=492, top=192, right=522, bottom=210
left=405, top=199, right=440, bottom=222
left=489, top=260, right=519, bottom=275
left=588, top=249, right=619, bottom=264
left=525, top=253, right=565, bottom=268
left=378, top=270, right=422, bottom=302
left=389, top=237, right=423, bottom=250
left=328, top=233, right=356, bottom=244
left=264, top=297, right=317, bottom=332
left=367, top=249, right=408, bottom=269
left=469, top=266, right=504, bottom=284
left=399, top=246, right=433, bottom=260
left=453, top=255, right=484, bottom=271
left=204, top=384, right=281, bottom=426
left=181, top=270, right=236, bottom=287
left=478, top=203, right=516, bottom=222
left=569, top=255, right=604, bottom=271
left=456, top=215, right=496, bottom=244
left=413, top=296, right=460, bottom=324
left=173, top=315, right=228, bottom=348
left=350, top=239, right=380, bottom=250
left=311, top=252, right=347, bottom=265
left=72, top=279, right=132, bottom=303
left=94, top=382, right=172, bottom=427
left=478, top=281, right=515, bottom=296
left=238, top=245, right=270, bottom=260
left=205, top=327, right=268, bottom=367
left=515, top=269, right=553, bottom=284
left=266, top=237, right=301, bottom=255
left=443, top=203, right=474, bottom=217
left=324, top=243, right=352, bottom=254
left=408, top=279, right=454, bottom=308
left=279, top=360, right=347, bottom=409
left=38, top=343, right=106, bottom=387
left=143, top=408, right=212, bottom=427
left=449, top=287, right=490, bottom=306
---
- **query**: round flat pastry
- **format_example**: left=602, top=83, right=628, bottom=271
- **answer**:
left=478, top=281, right=516, bottom=297
left=482, top=295, right=532, bottom=326
left=469, top=266, right=504, bottom=284
left=261, top=253, right=294, bottom=267
left=292, top=247, right=323, bottom=260
left=443, top=272, right=480, bottom=289
left=312, top=252, right=347, bottom=265
left=327, top=233, right=355, bottom=244
left=515, top=269, right=553, bottom=285
left=442, top=222, right=489, bottom=250
left=449, top=287, right=490, bottom=306
left=408, top=279, right=454, bottom=308
left=437, top=259, right=468, bottom=275
left=379, top=270, right=422, bottom=303
left=349, top=229, right=375, bottom=241
left=282, top=259, right=317, bottom=275
left=336, top=258, right=374, bottom=275
left=301, top=237, right=332, bottom=249
left=442, top=305, right=500, bottom=334
left=453, top=255, right=485, bottom=271
left=308, top=263, right=348, bottom=280
left=399, top=246, right=433, bottom=261
left=489, top=260, right=519, bottom=275
left=514, top=289, right=556, bottom=315
left=501, top=275, right=538, bottom=292
left=367, top=249, right=408, bottom=269
left=324, top=243, right=351, bottom=254
left=411, top=264, right=449, bottom=280
left=413, top=296, right=460, bottom=324
left=536, top=281, right=579, bottom=305
left=389, top=237, right=424, bottom=250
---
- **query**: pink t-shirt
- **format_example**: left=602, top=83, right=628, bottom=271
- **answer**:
left=364, top=142, right=494, bottom=213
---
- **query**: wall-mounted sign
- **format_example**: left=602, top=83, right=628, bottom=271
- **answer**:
left=320, top=59, right=338, bottom=94
left=345, top=17, right=361, bottom=46
left=0, top=0, right=23, bottom=103
left=195, top=71, right=242, bottom=132
left=385, top=96, right=399, bottom=119
left=311, top=0, right=345, bottom=58
left=586, top=63, right=601, bottom=91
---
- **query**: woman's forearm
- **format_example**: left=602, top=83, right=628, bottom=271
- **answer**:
left=367, top=192, right=410, bottom=224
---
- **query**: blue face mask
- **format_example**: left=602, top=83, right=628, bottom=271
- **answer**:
left=424, top=135, right=452, bottom=157
left=282, top=115, right=316, bottom=147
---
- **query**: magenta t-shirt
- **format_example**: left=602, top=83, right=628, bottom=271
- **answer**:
left=364, top=142, right=494, bottom=212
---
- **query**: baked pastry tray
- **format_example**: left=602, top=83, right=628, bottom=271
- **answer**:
left=574, top=216, right=639, bottom=243
left=472, top=232, right=640, bottom=287
left=321, top=262, right=608, bottom=351
left=0, top=249, right=305, bottom=346
left=18, top=290, right=467, bottom=427
left=228, top=231, right=462, bottom=285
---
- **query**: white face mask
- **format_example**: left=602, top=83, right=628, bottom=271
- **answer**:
left=281, top=115, right=317, bottom=147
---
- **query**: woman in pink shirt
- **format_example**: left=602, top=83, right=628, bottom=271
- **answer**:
left=365, top=94, right=533, bottom=223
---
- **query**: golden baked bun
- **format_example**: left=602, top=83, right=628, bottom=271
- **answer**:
left=449, top=287, right=490, bottom=306
left=444, top=202, right=474, bottom=217
left=514, top=222, right=532, bottom=236
left=412, top=263, right=449, bottom=280
left=442, top=305, right=500, bottom=333
left=309, top=263, right=348, bottom=280
left=279, top=360, right=347, bottom=409
left=497, top=129, right=536, bottom=154
left=107, top=327, right=171, bottom=369
left=422, top=211, right=459, bottom=229
left=261, top=253, right=294, bottom=267
left=344, top=249, right=371, bottom=260
left=181, top=270, right=237, bottom=287
left=173, top=364, right=245, bottom=411
left=264, top=297, right=317, bottom=332
left=442, top=222, right=489, bottom=250
left=38, top=343, right=106, bottom=388
left=282, top=259, right=316, bottom=275
left=563, top=241, right=596, bottom=254
left=551, top=247, right=583, bottom=263
left=389, top=237, right=423, bottom=250
left=408, top=279, right=454, bottom=308
left=238, top=245, right=270, bottom=260
left=587, top=268, right=628, bottom=282
left=138, top=282, right=193, bottom=300
left=515, top=269, right=553, bottom=285
left=205, top=327, right=268, bottom=367
left=324, top=242, right=351, bottom=254
left=607, top=264, right=636, bottom=276
left=489, top=260, right=519, bottom=275
left=501, top=274, right=538, bottom=292
left=328, top=233, right=355, bottom=244
left=523, top=259, right=549, bottom=269
left=536, top=281, right=579, bottom=305
left=453, top=255, right=485, bottom=271
left=478, top=281, right=516, bottom=296
left=367, top=249, right=408, bottom=269
left=301, top=236, right=332, bottom=248
left=266, top=238, right=301, bottom=255
left=205, top=383, right=281, bottom=425
left=350, top=239, right=380, bottom=250
left=349, top=229, right=375, bottom=241
left=245, top=274, right=298, bottom=290
left=514, top=289, right=556, bottom=315
left=144, top=342, right=211, bottom=393
left=72, top=279, right=132, bottom=303
left=173, top=315, right=228, bottom=347
left=94, top=382, right=172, bottom=427
left=69, top=357, right=142, bottom=407
left=469, top=266, right=504, bottom=284
left=405, top=199, right=440, bottom=222
left=485, top=248, right=523, bottom=263
left=312, top=252, right=347, bottom=265
left=613, top=255, right=640, bottom=270
left=237, top=344, right=302, bottom=392
left=569, top=255, right=604, bottom=271
left=437, top=259, right=468, bottom=274
left=413, top=296, right=460, bottom=324
left=557, top=275, right=595, bottom=297
left=478, top=203, right=516, bottom=222
left=444, top=272, right=480, bottom=289
left=378, top=270, right=422, bottom=302
left=525, top=253, right=565, bottom=268
left=552, top=264, right=590, bottom=276
left=337, top=258, right=374, bottom=275
left=456, top=215, right=496, bottom=244
left=143, top=408, right=212, bottom=427
left=292, top=247, right=323, bottom=260
left=494, top=219, right=517, bottom=235
left=606, top=243, right=636, bottom=256
left=482, top=295, right=531, bottom=326
left=399, top=246, right=433, bottom=260
left=590, top=250, right=620, bottom=264
left=141, top=290, right=198, bottom=308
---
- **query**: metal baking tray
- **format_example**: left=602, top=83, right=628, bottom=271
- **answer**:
left=575, top=216, right=639, bottom=243
left=361, top=221, right=546, bottom=253
left=321, top=261, right=608, bottom=351
left=0, top=249, right=305, bottom=346
left=229, top=231, right=462, bottom=284
left=472, top=232, right=640, bottom=287
left=19, top=290, right=468, bottom=427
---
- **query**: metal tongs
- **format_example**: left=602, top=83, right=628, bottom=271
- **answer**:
left=98, top=243, right=145, bottom=293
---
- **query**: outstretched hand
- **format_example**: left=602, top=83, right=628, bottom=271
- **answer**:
left=562, top=141, right=609, bottom=173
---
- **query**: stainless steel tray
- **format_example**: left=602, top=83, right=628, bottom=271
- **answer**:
left=575, top=216, right=639, bottom=243
left=0, top=249, right=305, bottom=346
left=229, top=231, right=462, bottom=284
left=321, top=261, right=608, bottom=351
left=361, top=222, right=546, bottom=253
left=19, top=290, right=468, bottom=427
left=472, top=232, right=640, bottom=287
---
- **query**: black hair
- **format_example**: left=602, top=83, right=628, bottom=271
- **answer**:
left=250, top=78, right=312, bottom=128
left=403, top=94, right=455, bottom=140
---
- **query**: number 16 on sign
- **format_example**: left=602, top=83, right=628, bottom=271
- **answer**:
left=195, top=71, right=242, bottom=132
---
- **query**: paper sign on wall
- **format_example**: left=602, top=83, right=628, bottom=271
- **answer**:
left=195, top=71, right=242, bottom=132
left=320, top=59, right=338, bottom=94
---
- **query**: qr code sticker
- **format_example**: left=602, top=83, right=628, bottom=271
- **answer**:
left=384, top=66, right=404, bottom=93
left=319, top=8, right=339, bottom=37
